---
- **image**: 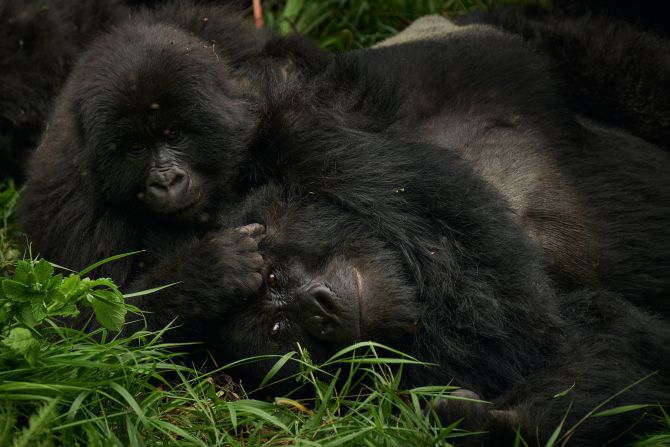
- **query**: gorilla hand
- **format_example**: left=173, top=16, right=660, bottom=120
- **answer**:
left=122, top=223, right=266, bottom=338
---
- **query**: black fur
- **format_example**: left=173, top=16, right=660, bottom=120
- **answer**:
left=19, top=4, right=326, bottom=286
left=353, top=28, right=670, bottom=311
left=147, top=184, right=670, bottom=446
left=17, top=8, right=670, bottom=446
left=0, top=0, right=306, bottom=181
left=460, top=8, right=670, bottom=149
left=0, top=0, right=128, bottom=180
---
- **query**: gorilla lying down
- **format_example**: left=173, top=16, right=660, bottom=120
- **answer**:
left=18, top=8, right=670, bottom=447
left=20, top=10, right=670, bottom=311
left=140, top=183, right=670, bottom=446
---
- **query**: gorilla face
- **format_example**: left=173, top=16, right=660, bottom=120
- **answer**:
left=72, top=22, right=252, bottom=217
left=205, top=186, right=420, bottom=387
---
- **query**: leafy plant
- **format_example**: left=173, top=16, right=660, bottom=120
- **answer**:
left=0, top=178, right=20, bottom=275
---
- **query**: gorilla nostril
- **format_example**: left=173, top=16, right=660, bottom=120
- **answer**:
left=167, top=169, right=187, bottom=188
left=146, top=168, right=188, bottom=194
left=298, top=284, right=339, bottom=318
left=298, top=284, right=349, bottom=343
left=312, top=286, right=337, bottom=312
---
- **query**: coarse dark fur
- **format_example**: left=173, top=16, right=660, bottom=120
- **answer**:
left=20, top=1, right=670, bottom=350
left=145, top=183, right=670, bottom=446
left=18, top=12, right=670, bottom=445
left=352, top=26, right=670, bottom=312
left=19, top=5, right=327, bottom=287
left=0, top=0, right=129, bottom=180
left=0, top=0, right=306, bottom=181
left=460, top=7, right=670, bottom=148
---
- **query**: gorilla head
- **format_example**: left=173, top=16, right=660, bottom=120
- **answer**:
left=190, top=185, right=670, bottom=446
left=72, top=22, right=252, bottom=217
left=201, top=185, right=420, bottom=387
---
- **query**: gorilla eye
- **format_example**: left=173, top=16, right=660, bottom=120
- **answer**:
left=269, top=321, right=281, bottom=339
left=266, top=272, right=279, bottom=289
left=130, top=142, right=146, bottom=153
left=163, top=128, right=181, bottom=141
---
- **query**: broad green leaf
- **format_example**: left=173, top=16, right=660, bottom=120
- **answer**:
left=30, top=301, right=47, bottom=322
left=89, top=290, right=126, bottom=331
left=60, top=275, right=82, bottom=298
left=47, top=273, right=63, bottom=291
left=12, top=261, right=33, bottom=285
left=33, top=259, right=54, bottom=285
left=2, top=280, right=38, bottom=302
left=1, top=327, right=40, bottom=366
left=18, top=303, right=38, bottom=327
left=57, top=303, right=80, bottom=318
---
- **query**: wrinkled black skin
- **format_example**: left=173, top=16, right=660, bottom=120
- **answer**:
left=352, top=28, right=670, bottom=312
left=146, top=184, right=670, bottom=447
left=460, top=7, right=670, bottom=149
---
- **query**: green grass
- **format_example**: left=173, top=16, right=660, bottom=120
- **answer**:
left=0, top=178, right=20, bottom=277
left=262, top=0, right=540, bottom=51
left=0, top=257, right=467, bottom=445
left=1, top=187, right=668, bottom=446
left=1, top=2, right=669, bottom=445
left=0, top=233, right=470, bottom=446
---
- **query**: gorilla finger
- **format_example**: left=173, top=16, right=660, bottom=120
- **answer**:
left=237, top=223, right=265, bottom=238
left=236, top=253, right=264, bottom=270
left=235, top=236, right=260, bottom=252
left=248, top=253, right=265, bottom=269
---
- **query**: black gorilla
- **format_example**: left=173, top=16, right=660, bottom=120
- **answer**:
left=19, top=5, right=327, bottom=286
left=144, top=183, right=670, bottom=446
left=17, top=8, right=670, bottom=445
left=0, top=0, right=304, bottom=181
left=20, top=1, right=670, bottom=340
left=352, top=26, right=670, bottom=311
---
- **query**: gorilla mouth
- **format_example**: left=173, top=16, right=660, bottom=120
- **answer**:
left=352, top=267, right=365, bottom=338
left=141, top=180, right=204, bottom=216
left=168, top=186, right=204, bottom=216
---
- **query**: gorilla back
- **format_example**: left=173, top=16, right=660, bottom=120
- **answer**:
left=352, top=24, right=670, bottom=312
left=147, top=184, right=670, bottom=447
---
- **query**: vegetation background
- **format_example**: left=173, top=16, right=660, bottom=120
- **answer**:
left=1, top=1, right=668, bottom=446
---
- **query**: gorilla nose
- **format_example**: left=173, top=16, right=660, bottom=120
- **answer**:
left=144, top=168, right=188, bottom=212
left=298, top=284, right=342, bottom=342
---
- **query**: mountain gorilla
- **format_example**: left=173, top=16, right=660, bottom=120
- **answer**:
left=141, top=183, right=670, bottom=446
left=19, top=5, right=328, bottom=285
left=17, top=7, right=670, bottom=445
left=353, top=24, right=670, bottom=311
left=0, top=0, right=304, bottom=181
left=20, top=4, right=670, bottom=311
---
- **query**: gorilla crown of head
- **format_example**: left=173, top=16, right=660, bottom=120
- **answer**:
left=73, top=23, right=251, bottom=216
